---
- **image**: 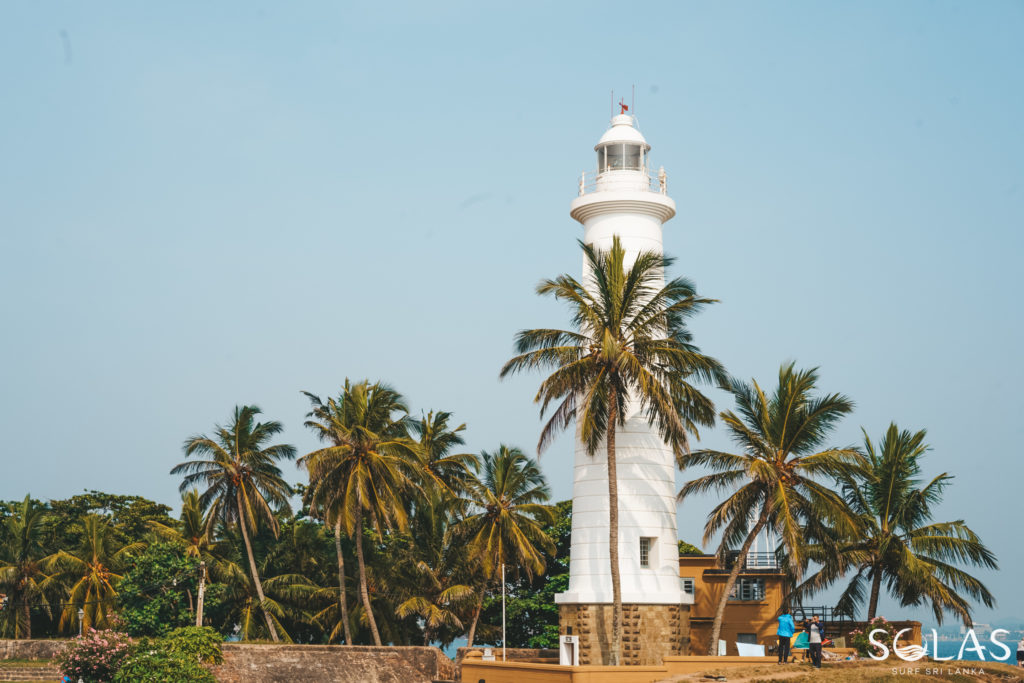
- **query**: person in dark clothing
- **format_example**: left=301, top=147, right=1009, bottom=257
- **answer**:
left=805, top=615, right=825, bottom=668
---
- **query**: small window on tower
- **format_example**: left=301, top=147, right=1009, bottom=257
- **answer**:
left=639, top=537, right=655, bottom=568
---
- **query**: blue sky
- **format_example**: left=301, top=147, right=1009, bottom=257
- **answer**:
left=2, top=2, right=1021, bottom=625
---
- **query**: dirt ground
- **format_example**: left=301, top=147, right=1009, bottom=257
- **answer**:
left=658, top=659, right=1024, bottom=682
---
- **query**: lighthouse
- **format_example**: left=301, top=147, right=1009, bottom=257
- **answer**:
left=554, top=111, right=690, bottom=665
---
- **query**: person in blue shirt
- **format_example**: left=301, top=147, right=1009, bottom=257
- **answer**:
left=776, top=608, right=796, bottom=663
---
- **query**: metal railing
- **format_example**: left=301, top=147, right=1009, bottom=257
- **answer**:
left=577, top=167, right=668, bottom=196
left=724, top=551, right=781, bottom=570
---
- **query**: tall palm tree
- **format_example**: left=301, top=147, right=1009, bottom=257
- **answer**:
left=45, top=514, right=144, bottom=632
left=215, top=524, right=318, bottom=643
left=408, top=410, right=479, bottom=497
left=170, top=405, right=296, bottom=642
left=677, top=363, right=861, bottom=654
left=393, top=493, right=476, bottom=647
left=148, top=490, right=222, bottom=627
left=452, top=446, right=555, bottom=648
left=795, top=423, right=997, bottom=625
left=500, top=236, right=725, bottom=664
left=300, top=380, right=418, bottom=646
left=0, top=496, right=51, bottom=638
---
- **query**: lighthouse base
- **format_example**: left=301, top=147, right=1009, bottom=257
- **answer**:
left=558, top=603, right=691, bottom=666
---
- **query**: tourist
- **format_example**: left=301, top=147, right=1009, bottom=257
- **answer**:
left=1017, top=636, right=1024, bottom=668
left=777, top=608, right=795, bottom=663
left=806, top=615, right=824, bottom=668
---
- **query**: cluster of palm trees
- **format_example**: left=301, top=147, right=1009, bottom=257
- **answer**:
left=0, top=498, right=147, bottom=638
left=0, top=400, right=559, bottom=645
left=168, top=395, right=555, bottom=646
left=503, top=236, right=997, bottom=661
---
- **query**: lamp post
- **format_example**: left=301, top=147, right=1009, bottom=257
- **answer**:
left=501, top=564, right=506, bottom=662
left=77, top=608, right=84, bottom=636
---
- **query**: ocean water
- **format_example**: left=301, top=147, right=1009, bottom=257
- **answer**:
left=922, top=640, right=1016, bottom=663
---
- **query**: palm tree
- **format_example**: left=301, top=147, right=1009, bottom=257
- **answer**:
left=148, top=490, right=222, bottom=627
left=500, top=236, right=725, bottom=664
left=0, top=496, right=51, bottom=638
left=408, top=410, right=479, bottom=497
left=170, top=405, right=296, bottom=642
left=795, top=423, right=997, bottom=625
left=300, top=380, right=419, bottom=646
left=677, top=363, right=861, bottom=654
left=394, top=500, right=476, bottom=646
left=214, top=525, right=318, bottom=643
left=45, top=514, right=144, bottom=632
left=453, top=446, right=555, bottom=648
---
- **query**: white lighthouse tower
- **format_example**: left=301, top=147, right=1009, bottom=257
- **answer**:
left=555, top=110, right=690, bottom=665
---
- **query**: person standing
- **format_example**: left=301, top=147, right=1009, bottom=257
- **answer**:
left=777, top=609, right=795, bottom=663
left=1016, top=636, right=1024, bottom=668
left=806, top=615, right=824, bottom=668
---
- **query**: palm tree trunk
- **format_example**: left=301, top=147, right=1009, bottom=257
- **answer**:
left=707, top=503, right=770, bottom=655
left=195, top=561, right=206, bottom=628
left=606, top=390, right=622, bottom=666
left=867, top=564, right=882, bottom=620
left=354, top=506, right=382, bottom=646
left=466, top=589, right=485, bottom=648
left=22, top=598, right=31, bottom=640
left=237, top=493, right=280, bottom=642
left=334, top=521, right=353, bottom=645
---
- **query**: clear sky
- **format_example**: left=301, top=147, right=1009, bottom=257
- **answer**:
left=2, top=2, right=1021, bottom=625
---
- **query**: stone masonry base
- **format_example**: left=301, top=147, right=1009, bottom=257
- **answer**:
left=558, top=603, right=690, bottom=666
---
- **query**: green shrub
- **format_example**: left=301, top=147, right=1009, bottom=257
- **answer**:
left=111, top=646, right=214, bottom=683
left=165, top=625, right=223, bottom=664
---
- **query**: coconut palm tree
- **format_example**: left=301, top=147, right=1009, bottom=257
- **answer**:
left=452, top=446, right=555, bottom=648
left=500, top=236, right=725, bottom=664
left=677, top=363, right=862, bottom=654
left=393, top=492, right=476, bottom=646
left=408, top=410, right=479, bottom=497
left=795, top=423, right=997, bottom=625
left=299, top=380, right=419, bottom=646
left=148, top=490, right=223, bottom=627
left=0, top=496, right=51, bottom=638
left=170, top=405, right=296, bottom=642
left=45, top=514, right=144, bottom=632
left=214, top=525, right=319, bottom=643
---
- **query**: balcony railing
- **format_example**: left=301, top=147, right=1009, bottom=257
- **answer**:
left=577, top=167, right=668, bottom=196
left=725, top=551, right=780, bottom=570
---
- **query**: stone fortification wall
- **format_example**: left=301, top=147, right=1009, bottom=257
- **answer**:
left=213, top=644, right=455, bottom=683
left=0, top=641, right=65, bottom=660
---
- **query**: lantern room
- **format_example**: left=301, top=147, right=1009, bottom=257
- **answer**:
left=595, top=114, right=651, bottom=173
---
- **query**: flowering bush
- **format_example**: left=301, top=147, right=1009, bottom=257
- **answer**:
left=850, top=616, right=897, bottom=658
left=56, top=628, right=133, bottom=682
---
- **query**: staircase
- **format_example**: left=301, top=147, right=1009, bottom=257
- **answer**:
left=0, top=663, right=61, bottom=681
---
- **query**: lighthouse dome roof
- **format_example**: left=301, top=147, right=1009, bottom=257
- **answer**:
left=596, top=114, right=650, bottom=149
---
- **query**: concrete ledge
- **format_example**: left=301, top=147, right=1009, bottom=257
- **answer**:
left=461, top=652, right=779, bottom=683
